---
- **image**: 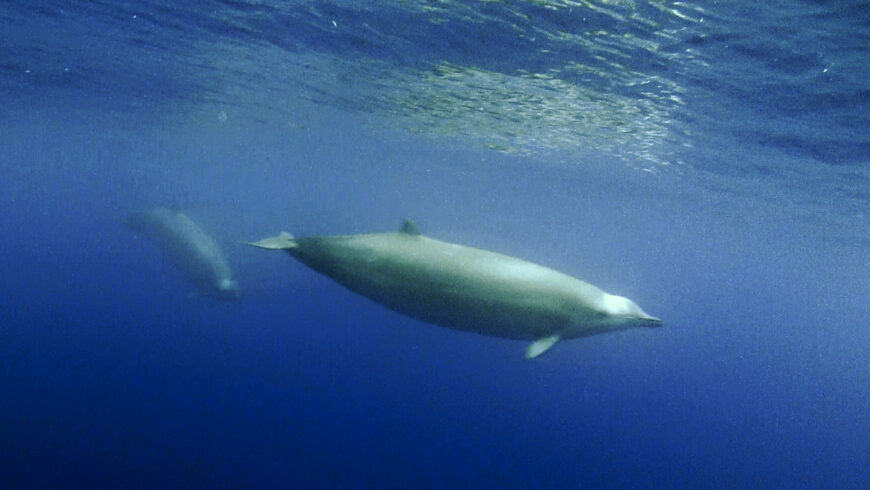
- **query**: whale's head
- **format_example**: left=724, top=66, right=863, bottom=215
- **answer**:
left=216, top=278, right=240, bottom=300
left=600, top=293, right=661, bottom=327
left=559, top=292, right=660, bottom=344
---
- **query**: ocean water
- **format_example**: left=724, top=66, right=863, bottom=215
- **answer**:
left=1, top=0, right=869, bottom=488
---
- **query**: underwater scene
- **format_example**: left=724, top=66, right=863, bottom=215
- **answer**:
left=1, top=1, right=869, bottom=488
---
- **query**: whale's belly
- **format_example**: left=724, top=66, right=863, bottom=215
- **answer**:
left=289, top=233, right=604, bottom=340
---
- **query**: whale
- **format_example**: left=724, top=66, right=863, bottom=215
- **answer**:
left=248, top=219, right=660, bottom=358
left=127, top=207, right=239, bottom=300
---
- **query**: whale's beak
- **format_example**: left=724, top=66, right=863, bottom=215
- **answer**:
left=639, top=313, right=662, bottom=326
left=219, top=279, right=240, bottom=300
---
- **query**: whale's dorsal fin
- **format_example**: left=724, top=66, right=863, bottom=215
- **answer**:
left=399, top=218, right=420, bottom=236
left=525, top=335, right=560, bottom=360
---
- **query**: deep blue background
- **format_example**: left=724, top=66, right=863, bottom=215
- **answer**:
left=2, top=1, right=869, bottom=488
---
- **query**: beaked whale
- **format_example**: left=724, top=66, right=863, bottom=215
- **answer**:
left=248, top=219, right=660, bottom=358
left=127, top=207, right=239, bottom=300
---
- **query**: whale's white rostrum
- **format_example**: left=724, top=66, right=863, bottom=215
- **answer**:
left=249, top=220, right=660, bottom=358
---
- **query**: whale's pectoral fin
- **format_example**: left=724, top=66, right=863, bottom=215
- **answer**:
left=525, top=335, right=560, bottom=360
left=245, top=232, right=297, bottom=250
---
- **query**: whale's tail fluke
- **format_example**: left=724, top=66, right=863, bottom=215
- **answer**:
left=245, top=232, right=297, bottom=250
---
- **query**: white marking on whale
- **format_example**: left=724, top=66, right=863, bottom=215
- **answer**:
left=127, top=207, right=239, bottom=300
left=248, top=219, right=660, bottom=358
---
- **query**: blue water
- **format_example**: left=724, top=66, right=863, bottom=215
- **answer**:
left=2, top=1, right=869, bottom=488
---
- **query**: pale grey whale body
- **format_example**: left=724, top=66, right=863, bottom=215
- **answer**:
left=127, top=207, right=239, bottom=300
left=249, top=220, right=660, bottom=358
